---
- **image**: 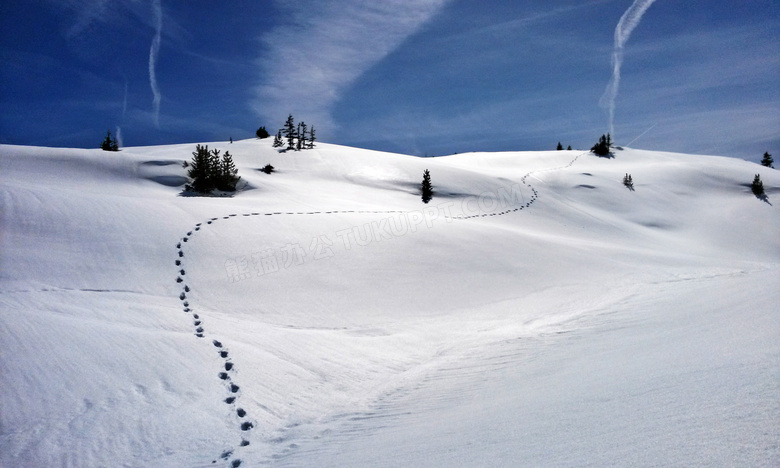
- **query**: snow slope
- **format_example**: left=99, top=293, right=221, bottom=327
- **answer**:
left=1, top=139, right=778, bottom=467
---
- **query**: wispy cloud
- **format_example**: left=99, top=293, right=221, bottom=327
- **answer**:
left=599, top=0, right=657, bottom=139
left=149, top=0, right=163, bottom=128
left=254, top=0, right=450, bottom=135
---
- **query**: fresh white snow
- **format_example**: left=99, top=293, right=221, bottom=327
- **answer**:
left=1, top=139, right=778, bottom=467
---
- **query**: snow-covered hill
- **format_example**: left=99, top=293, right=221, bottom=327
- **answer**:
left=1, top=139, right=778, bottom=467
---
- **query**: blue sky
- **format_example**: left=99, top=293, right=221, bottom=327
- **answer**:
left=1, top=0, right=777, bottom=162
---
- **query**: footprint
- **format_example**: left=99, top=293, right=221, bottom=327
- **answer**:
left=175, top=260, right=181, bottom=266
left=183, top=301, right=189, bottom=307
left=231, top=460, right=242, bottom=467
left=180, top=269, right=185, bottom=276
left=240, top=440, right=249, bottom=447
left=220, top=449, right=233, bottom=459
left=176, top=277, right=183, bottom=283
left=213, top=340, right=222, bottom=348
left=219, top=372, right=229, bottom=380
left=225, top=397, right=236, bottom=404
left=183, top=238, right=188, bottom=242
left=196, top=327, right=204, bottom=333
left=230, top=384, right=240, bottom=393
left=193, top=314, right=199, bottom=319
left=176, top=243, right=181, bottom=249
left=179, top=293, right=186, bottom=300
left=178, top=251, right=183, bottom=258
left=237, top=408, right=246, bottom=417
left=196, top=333, right=204, bottom=338
left=240, top=422, right=253, bottom=431
left=184, top=285, right=190, bottom=292
left=224, top=362, right=233, bottom=371
left=220, top=350, right=228, bottom=358
left=194, top=320, right=201, bottom=326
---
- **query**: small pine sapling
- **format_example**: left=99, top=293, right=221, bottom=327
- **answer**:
left=751, top=174, right=764, bottom=196
left=421, top=169, right=433, bottom=204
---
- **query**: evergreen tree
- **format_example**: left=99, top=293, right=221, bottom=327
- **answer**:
left=751, top=174, right=765, bottom=196
left=101, top=130, right=119, bottom=151
left=567, top=145, right=572, bottom=150
left=256, top=126, right=270, bottom=139
left=187, top=144, right=215, bottom=193
left=296, top=122, right=303, bottom=151
left=557, top=142, right=563, bottom=150
left=421, top=169, right=433, bottom=204
left=283, top=114, right=296, bottom=150
left=217, top=151, right=240, bottom=191
left=761, top=152, right=774, bottom=168
left=273, top=130, right=283, bottom=148
left=307, top=125, right=316, bottom=148
left=299, top=121, right=308, bottom=149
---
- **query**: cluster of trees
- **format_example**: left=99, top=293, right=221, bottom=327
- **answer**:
left=185, top=144, right=240, bottom=194
left=272, top=115, right=316, bottom=151
left=256, top=126, right=270, bottom=139
left=591, top=134, right=612, bottom=156
left=100, top=130, right=119, bottom=151
left=556, top=142, right=572, bottom=151
left=623, top=173, right=634, bottom=190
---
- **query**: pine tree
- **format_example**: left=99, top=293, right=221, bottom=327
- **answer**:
left=283, top=114, right=296, bottom=150
left=273, top=130, right=283, bottom=148
left=307, top=125, right=316, bottom=148
left=761, top=152, right=774, bottom=168
left=217, top=151, right=240, bottom=191
left=421, top=169, right=433, bottom=204
left=557, top=142, right=563, bottom=150
left=567, top=145, right=572, bottom=150
left=751, top=174, right=765, bottom=196
left=299, top=121, right=308, bottom=150
left=101, top=130, right=118, bottom=151
left=187, top=144, right=215, bottom=193
left=296, top=123, right=303, bottom=151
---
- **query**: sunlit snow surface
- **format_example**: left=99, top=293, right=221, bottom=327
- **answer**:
left=1, top=140, right=778, bottom=466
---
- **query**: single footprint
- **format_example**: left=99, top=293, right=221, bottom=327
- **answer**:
left=220, top=350, right=228, bottom=358
left=225, top=397, right=235, bottom=404
left=219, top=372, right=229, bottom=380
left=225, top=362, right=233, bottom=371
left=237, top=408, right=246, bottom=417
left=230, top=383, right=240, bottom=393
left=213, top=340, right=222, bottom=348
left=241, top=422, right=253, bottom=431
left=240, top=440, right=249, bottom=447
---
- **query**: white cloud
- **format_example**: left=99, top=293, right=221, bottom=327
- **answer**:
left=254, top=0, right=450, bottom=135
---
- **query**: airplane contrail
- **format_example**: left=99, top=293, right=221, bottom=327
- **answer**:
left=599, top=0, right=657, bottom=139
left=149, top=0, right=162, bottom=128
